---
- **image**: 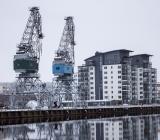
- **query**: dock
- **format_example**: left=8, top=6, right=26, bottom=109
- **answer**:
left=0, top=104, right=160, bottom=125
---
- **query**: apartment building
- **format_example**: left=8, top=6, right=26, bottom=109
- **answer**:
left=78, top=49, right=157, bottom=104
left=78, top=49, right=132, bottom=104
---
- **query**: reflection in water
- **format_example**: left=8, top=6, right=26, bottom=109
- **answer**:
left=0, top=115, right=159, bottom=140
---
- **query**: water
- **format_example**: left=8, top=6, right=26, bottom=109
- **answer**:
left=0, top=114, right=160, bottom=140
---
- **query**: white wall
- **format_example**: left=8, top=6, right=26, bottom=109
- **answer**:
left=137, top=68, right=144, bottom=100
left=88, top=66, right=95, bottom=100
left=102, top=64, right=122, bottom=101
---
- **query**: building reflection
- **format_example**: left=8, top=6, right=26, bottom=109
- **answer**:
left=0, top=115, right=159, bottom=140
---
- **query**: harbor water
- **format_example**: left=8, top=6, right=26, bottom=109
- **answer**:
left=0, top=114, right=160, bottom=140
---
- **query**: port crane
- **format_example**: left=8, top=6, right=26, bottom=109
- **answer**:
left=13, top=7, right=50, bottom=108
left=52, top=17, right=79, bottom=107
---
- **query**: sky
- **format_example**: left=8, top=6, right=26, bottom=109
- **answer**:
left=0, top=0, right=160, bottom=82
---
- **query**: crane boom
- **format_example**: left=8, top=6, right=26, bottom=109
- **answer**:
left=57, top=16, right=75, bottom=65
left=14, top=7, right=43, bottom=73
left=52, top=16, right=75, bottom=77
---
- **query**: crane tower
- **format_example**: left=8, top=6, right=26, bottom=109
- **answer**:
left=52, top=17, right=78, bottom=106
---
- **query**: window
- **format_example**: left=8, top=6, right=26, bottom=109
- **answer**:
left=104, top=86, right=108, bottom=89
left=118, top=81, right=121, bottom=84
left=118, top=96, right=122, bottom=99
left=111, top=91, right=113, bottom=93
left=105, top=91, right=108, bottom=93
left=104, top=66, right=107, bottom=69
left=111, top=76, right=113, bottom=79
left=105, top=96, right=108, bottom=99
left=91, top=96, right=94, bottom=99
left=111, top=71, right=113, bottom=74
left=118, top=76, right=121, bottom=79
left=118, top=66, right=121, bottom=69
left=90, top=77, right=93, bottom=80
left=56, top=67, right=60, bottom=70
left=104, top=72, right=107, bottom=74
left=118, top=91, right=121, bottom=93
left=90, top=87, right=94, bottom=89
left=104, top=76, right=107, bottom=79
left=90, top=72, right=93, bottom=75
left=104, top=81, right=108, bottom=84
left=90, top=67, right=93, bottom=70
left=111, top=81, right=113, bottom=84
left=91, top=92, right=94, bottom=94
left=90, top=82, right=93, bottom=84
left=118, top=71, right=121, bottom=74
left=118, top=86, right=121, bottom=89
left=111, top=66, right=113, bottom=69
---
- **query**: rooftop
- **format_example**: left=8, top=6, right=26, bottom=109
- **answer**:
left=130, top=54, right=153, bottom=57
left=85, top=49, right=133, bottom=61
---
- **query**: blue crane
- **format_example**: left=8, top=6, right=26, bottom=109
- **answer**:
left=52, top=17, right=75, bottom=78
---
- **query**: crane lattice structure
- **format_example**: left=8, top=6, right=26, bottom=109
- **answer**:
left=52, top=17, right=79, bottom=107
left=13, top=7, right=50, bottom=108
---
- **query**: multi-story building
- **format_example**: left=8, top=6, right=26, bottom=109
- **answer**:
left=78, top=49, right=157, bottom=104
left=78, top=49, right=132, bottom=104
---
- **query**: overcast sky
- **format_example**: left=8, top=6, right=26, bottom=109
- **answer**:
left=0, top=0, right=160, bottom=82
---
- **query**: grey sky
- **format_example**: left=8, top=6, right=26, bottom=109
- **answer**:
left=0, top=0, right=160, bottom=82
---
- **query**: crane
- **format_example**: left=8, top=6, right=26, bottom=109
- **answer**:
left=52, top=17, right=79, bottom=107
left=13, top=7, right=50, bottom=108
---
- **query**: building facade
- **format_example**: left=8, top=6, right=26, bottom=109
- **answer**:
left=157, top=82, right=160, bottom=103
left=78, top=49, right=157, bottom=104
left=78, top=65, right=89, bottom=100
left=130, top=54, right=157, bottom=104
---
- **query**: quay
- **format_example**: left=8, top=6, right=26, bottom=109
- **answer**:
left=0, top=104, right=160, bottom=125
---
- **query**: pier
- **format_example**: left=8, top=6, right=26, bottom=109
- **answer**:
left=0, top=104, right=160, bottom=125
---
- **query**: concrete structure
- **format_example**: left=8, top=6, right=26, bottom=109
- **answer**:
left=78, top=49, right=157, bottom=104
